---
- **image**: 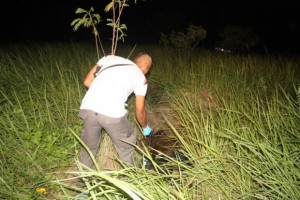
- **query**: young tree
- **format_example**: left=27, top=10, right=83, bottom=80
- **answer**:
left=105, top=0, right=133, bottom=55
left=71, top=7, right=104, bottom=59
left=71, top=0, right=137, bottom=57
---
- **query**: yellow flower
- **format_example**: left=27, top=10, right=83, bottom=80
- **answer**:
left=35, top=187, right=47, bottom=194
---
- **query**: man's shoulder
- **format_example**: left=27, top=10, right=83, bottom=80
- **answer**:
left=102, top=55, right=134, bottom=65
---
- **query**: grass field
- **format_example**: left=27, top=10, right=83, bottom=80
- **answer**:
left=0, top=42, right=299, bottom=199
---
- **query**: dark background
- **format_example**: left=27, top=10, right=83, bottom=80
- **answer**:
left=1, top=0, right=300, bottom=53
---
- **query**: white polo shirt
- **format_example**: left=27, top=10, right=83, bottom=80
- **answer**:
left=80, top=55, right=148, bottom=118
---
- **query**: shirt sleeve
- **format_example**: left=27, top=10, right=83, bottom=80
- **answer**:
left=96, top=56, right=106, bottom=66
left=134, top=79, right=148, bottom=96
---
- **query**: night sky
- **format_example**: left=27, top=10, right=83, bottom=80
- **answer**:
left=1, top=0, right=300, bottom=52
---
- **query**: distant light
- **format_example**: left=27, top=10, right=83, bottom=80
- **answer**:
left=215, top=47, right=231, bottom=53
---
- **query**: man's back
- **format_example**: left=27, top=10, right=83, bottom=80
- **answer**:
left=80, top=55, right=147, bottom=118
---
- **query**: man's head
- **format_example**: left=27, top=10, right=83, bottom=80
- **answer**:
left=133, top=53, right=152, bottom=75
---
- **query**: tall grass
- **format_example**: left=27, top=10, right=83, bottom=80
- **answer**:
left=0, top=42, right=95, bottom=199
left=0, top=43, right=299, bottom=199
left=167, top=87, right=299, bottom=199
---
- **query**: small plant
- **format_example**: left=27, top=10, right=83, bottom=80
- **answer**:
left=105, top=0, right=136, bottom=55
left=159, top=24, right=207, bottom=56
left=71, top=0, right=138, bottom=57
left=71, top=7, right=105, bottom=59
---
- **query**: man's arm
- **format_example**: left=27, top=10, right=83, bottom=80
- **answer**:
left=83, top=64, right=99, bottom=88
left=135, top=95, right=147, bottom=128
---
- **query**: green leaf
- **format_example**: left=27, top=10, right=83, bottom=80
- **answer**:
left=70, top=18, right=81, bottom=27
left=72, top=20, right=84, bottom=31
left=105, top=1, right=114, bottom=12
left=120, top=23, right=127, bottom=30
left=93, top=14, right=101, bottom=22
left=75, top=8, right=87, bottom=14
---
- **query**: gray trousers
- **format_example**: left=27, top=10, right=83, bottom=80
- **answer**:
left=78, top=109, right=137, bottom=168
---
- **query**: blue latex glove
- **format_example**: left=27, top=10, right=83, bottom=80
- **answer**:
left=143, top=125, right=152, bottom=136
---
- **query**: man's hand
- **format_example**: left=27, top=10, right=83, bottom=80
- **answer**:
left=143, top=125, right=152, bottom=136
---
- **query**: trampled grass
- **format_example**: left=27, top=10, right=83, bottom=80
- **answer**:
left=0, top=42, right=299, bottom=199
